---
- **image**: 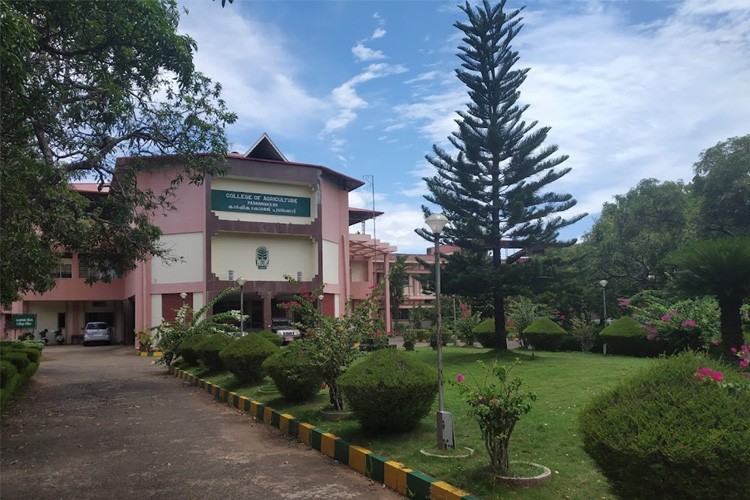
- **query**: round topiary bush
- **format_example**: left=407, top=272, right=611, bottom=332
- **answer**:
left=178, top=333, right=208, bottom=365
left=579, top=351, right=750, bottom=499
left=195, top=333, right=233, bottom=371
left=219, top=333, right=279, bottom=384
left=522, top=317, right=567, bottom=351
left=262, top=341, right=321, bottom=402
left=472, top=318, right=500, bottom=348
left=258, top=329, right=283, bottom=347
left=599, top=316, right=664, bottom=357
left=338, top=349, right=437, bottom=433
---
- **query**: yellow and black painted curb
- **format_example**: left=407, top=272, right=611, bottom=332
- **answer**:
left=135, top=351, right=163, bottom=357
left=170, top=365, right=478, bottom=500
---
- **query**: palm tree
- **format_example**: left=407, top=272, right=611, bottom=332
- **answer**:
left=667, top=237, right=750, bottom=358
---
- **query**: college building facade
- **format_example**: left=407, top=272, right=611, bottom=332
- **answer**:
left=2, top=135, right=439, bottom=345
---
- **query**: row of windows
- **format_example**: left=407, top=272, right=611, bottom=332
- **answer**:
left=50, top=259, right=117, bottom=280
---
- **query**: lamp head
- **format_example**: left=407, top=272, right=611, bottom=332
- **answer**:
left=425, top=213, right=449, bottom=235
left=599, top=279, right=608, bottom=288
left=237, top=277, right=246, bottom=287
left=180, top=292, right=187, bottom=300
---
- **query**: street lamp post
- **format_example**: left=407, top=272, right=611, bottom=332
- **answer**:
left=237, top=277, right=246, bottom=336
left=599, top=279, right=608, bottom=324
left=425, top=213, right=454, bottom=450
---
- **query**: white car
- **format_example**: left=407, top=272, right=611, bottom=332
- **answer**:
left=271, top=318, right=301, bottom=343
left=83, top=322, right=111, bottom=346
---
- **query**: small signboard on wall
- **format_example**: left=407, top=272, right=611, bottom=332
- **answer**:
left=211, top=190, right=311, bottom=217
left=12, top=314, right=36, bottom=329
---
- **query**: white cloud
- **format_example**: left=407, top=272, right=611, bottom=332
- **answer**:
left=177, top=1, right=327, bottom=144
left=352, top=42, right=386, bottom=62
left=324, top=63, right=408, bottom=134
left=372, top=27, right=387, bottom=39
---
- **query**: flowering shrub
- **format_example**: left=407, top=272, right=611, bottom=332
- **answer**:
left=621, top=292, right=719, bottom=353
left=280, top=275, right=387, bottom=411
left=456, top=360, right=536, bottom=474
left=731, top=344, right=749, bottom=371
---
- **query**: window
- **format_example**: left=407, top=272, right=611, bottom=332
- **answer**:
left=51, top=253, right=73, bottom=279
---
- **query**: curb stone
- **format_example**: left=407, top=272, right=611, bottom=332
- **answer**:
left=135, top=350, right=163, bottom=357
left=169, top=365, right=479, bottom=500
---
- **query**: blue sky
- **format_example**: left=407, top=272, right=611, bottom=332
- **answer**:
left=177, top=0, right=750, bottom=254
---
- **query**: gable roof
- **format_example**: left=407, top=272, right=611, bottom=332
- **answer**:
left=244, top=133, right=287, bottom=162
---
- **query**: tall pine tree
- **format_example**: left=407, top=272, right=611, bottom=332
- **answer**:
left=419, top=0, right=585, bottom=349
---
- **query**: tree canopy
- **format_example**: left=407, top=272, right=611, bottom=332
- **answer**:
left=0, top=0, right=236, bottom=306
left=418, top=0, right=584, bottom=349
left=692, top=135, right=750, bottom=237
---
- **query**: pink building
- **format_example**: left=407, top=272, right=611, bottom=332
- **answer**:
left=3, top=135, right=436, bottom=345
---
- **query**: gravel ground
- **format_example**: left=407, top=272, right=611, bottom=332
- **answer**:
left=0, top=345, right=400, bottom=500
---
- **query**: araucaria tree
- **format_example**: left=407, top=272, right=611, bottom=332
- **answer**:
left=0, top=0, right=236, bottom=306
left=420, top=0, right=584, bottom=349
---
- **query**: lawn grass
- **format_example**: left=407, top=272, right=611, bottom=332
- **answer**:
left=179, top=347, right=649, bottom=499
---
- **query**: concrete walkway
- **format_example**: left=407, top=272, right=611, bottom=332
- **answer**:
left=0, top=345, right=399, bottom=499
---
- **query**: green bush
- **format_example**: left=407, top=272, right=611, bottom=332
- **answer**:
left=178, top=333, right=208, bottom=365
left=219, top=333, right=279, bottom=384
left=338, top=349, right=437, bottom=433
left=599, top=316, right=664, bottom=357
left=262, top=342, right=321, bottom=401
left=472, top=318, right=501, bottom=348
left=522, top=317, right=567, bottom=351
left=579, top=351, right=750, bottom=499
left=258, top=329, right=283, bottom=347
left=14, top=347, right=41, bottom=364
left=195, top=333, right=233, bottom=371
left=0, top=359, right=18, bottom=389
left=1, top=350, right=30, bottom=373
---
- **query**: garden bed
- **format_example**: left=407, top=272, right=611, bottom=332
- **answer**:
left=176, top=346, right=648, bottom=499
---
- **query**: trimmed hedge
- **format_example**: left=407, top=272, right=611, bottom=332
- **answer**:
left=178, top=333, right=208, bottom=365
left=0, top=359, right=18, bottom=388
left=338, top=349, right=437, bottom=433
left=2, top=350, right=31, bottom=373
left=579, top=352, right=750, bottom=499
left=219, top=333, right=279, bottom=384
left=195, top=333, right=233, bottom=371
left=0, top=340, right=43, bottom=405
left=472, top=318, right=501, bottom=348
left=599, top=316, right=664, bottom=357
left=262, top=341, right=321, bottom=401
left=522, top=317, right=567, bottom=351
left=258, top=329, right=283, bottom=347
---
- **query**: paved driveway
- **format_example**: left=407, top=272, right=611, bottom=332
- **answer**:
left=0, top=345, right=399, bottom=499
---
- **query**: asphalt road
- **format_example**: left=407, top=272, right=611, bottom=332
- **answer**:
left=0, top=345, right=400, bottom=500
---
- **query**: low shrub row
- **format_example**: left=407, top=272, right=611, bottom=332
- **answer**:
left=0, top=339, right=44, bottom=405
left=176, top=332, right=438, bottom=434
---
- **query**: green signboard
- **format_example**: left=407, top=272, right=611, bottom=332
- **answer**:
left=12, top=314, right=36, bottom=329
left=211, top=190, right=311, bottom=217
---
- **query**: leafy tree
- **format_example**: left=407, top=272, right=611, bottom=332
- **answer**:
left=583, top=179, right=697, bottom=298
left=667, top=237, right=750, bottom=358
left=388, top=255, right=409, bottom=323
left=0, top=0, right=236, bottom=306
left=692, top=135, right=750, bottom=237
left=418, top=0, right=584, bottom=349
